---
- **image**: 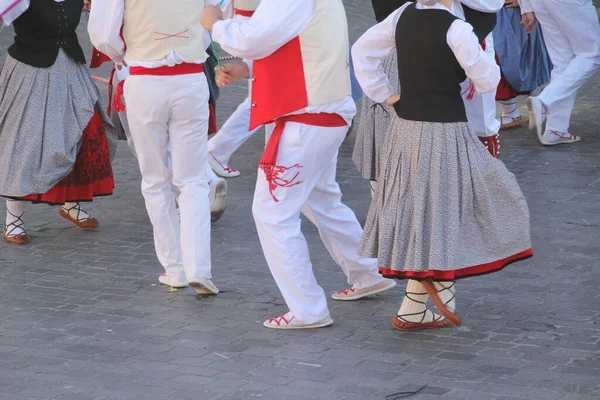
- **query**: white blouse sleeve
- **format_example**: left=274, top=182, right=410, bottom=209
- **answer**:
left=88, top=0, right=126, bottom=64
left=1, top=0, right=29, bottom=28
left=351, top=4, right=409, bottom=104
left=459, top=0, right=503, bottom=12
left=211, top=0, right=315, bottom=60
left=447, top=19, right=500, bottom=94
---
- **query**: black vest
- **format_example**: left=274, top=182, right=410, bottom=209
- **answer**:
left=394, top=5, right=467, bottom=123
left=8, top=0, right=86, bottom=68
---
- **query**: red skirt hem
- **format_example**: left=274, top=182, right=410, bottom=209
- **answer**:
left=15, top=177, right=114, bottom=205
left=379, top=248, right=533, bottom=281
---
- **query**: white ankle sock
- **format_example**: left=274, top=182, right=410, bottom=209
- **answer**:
left=5, top=199, right=26, bottom=236
left=397, top=280, right=439, bottom=323
left=499, top=99, right=520, bottom=118
left=62, top=202, right=91, bottom=221
left=433, top=281, right=457, bottom=313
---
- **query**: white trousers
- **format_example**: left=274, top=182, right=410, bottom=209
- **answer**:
left=532, top=0, right=600, bottom=133
left=461, top=33, right=500, bottom=138
left=124, top=73, right=212, bottom=281
left=252, top=122, right=384, bottom=324
left=207, top=85, right=261, bottom=163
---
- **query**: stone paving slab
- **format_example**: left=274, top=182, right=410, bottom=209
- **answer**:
left=0, top=3, right=599, bottom=400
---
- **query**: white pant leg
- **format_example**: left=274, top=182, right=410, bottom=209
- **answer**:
left=534, top=0, right=600, bottom=132
left=461, top=33, right=500, bottom=138
left=168, top=74, right=212, bottom=280
left=207, top=95, right=261, bottom=164
left=124, top=74, right=182, bottom=278
left=252, top=122, right=348, bottom=324
left=300, top=154, right=383, bottom=290
left=125, top=74, right=212, bottom=280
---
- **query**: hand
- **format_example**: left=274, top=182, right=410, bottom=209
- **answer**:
left=520, top=12, right=537, bottom=33
left=201, top=5, right=223, bottom=32
left=504, top=0, right=519, bottom=8
left=215, top=62, right=250, bottom=88
left=385, top=95, right=400, bottom=106
left=0, top=17, right=4, bottom=29
left=83, top=0, right=91, bottom=10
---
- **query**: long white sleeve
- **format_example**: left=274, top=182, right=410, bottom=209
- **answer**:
left=459, top=0, right=503, bottom=13
left=447, top=20, right=500, bottom=93
left=88, top=0, right=125, bottom=63
left=351, top=4, right=410, bottom=104
left=1, top=0, right=29, bottom=27
left=518, top=0, right=534, bottom=14
left=211, top=0, right=315, bottom=60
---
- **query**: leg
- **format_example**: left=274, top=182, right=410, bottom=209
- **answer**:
left=393, top=280, right=458, bottom=331
left=207, top=95, right=260, bottom=177
left=124, top=75, right=185, bottom=284
left=534, top=0, right=600, bottom=135
left=300, top=155, right=395, bottom=298
left=168, top=74, right=214, bottom=289
left=253, top=122, right=345, bottom=326
left=3, top=199, right=27, bottom=245
left=498, top=97, right=523, bottom=130
left=59, top=202, right=99, bottom=229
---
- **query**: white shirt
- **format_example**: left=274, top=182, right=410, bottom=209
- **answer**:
left=352, top=1, right=500, bottom=104
left=517, top=0, right=534, bottom=14
left=211, top=0, right=355, bottom=123
left=1, top=0, right=31, bottom=27
left=88, top=0, right=223, bottom=67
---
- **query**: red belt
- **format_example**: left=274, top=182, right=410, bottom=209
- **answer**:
left=234, top=8, right=255, bottom=17
left=113, top=63, right=205, bottom=113
left=129, top=62, right=204, bottom=76
left=259, top=113, right=347, bottom=202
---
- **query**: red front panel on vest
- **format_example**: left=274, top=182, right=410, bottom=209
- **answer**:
left=249, top=37, right=308, bottom=130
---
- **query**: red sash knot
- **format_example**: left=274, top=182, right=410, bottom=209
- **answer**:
left=259, top=112, right=347, bottom=202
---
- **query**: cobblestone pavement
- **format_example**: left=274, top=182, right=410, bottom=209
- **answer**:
left=1, top=3, right=599, bottom=400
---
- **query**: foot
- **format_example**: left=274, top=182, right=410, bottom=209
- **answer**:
left=208, top=153, right=240, bottom=178
left=158, top=272, right=188, bottom=288
left=59, top=204, right=99, bottom=229
left=526, top=96, right=547, bottom=142
left=422, top=281, right=462, bottom=326
left=263, top=312, right=333, bottom=330
left=392, top=313, right=451, bottom=331
left=3, top=208, right=29, bottom=245
left=538, top=130, right=581, bottom=146
left=209, top=177, right=227, bottom=223
left=500, top=115, right=522, bottom=130
left=189, top=277, right=219, bottom=295
left=332, top=279, right=397, bottom=301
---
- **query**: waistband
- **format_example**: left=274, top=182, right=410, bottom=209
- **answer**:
left=234, top=8, right=255, bottom=17
left=129, top=63, right=204, bottom=76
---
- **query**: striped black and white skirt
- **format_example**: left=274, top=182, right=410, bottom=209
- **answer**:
left=352, top=52, right=399, bottom=181
left=358, top=116, right=533, bottom=281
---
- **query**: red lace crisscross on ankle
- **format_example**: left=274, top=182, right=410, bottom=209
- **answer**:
left=548, top=130, right=576, bottom=140
left=337, top=288, right=356, bottom=295
left=211, top=154, right=238, bottom=174
left=268, top=314, right=295, bottom=326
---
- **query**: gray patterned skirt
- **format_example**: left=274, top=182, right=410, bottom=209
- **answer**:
left=353, top=52, right=399, bottom=181
left=358, top=116, right=532, bottom=280
left=0, top=50, right=117, bottom=197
